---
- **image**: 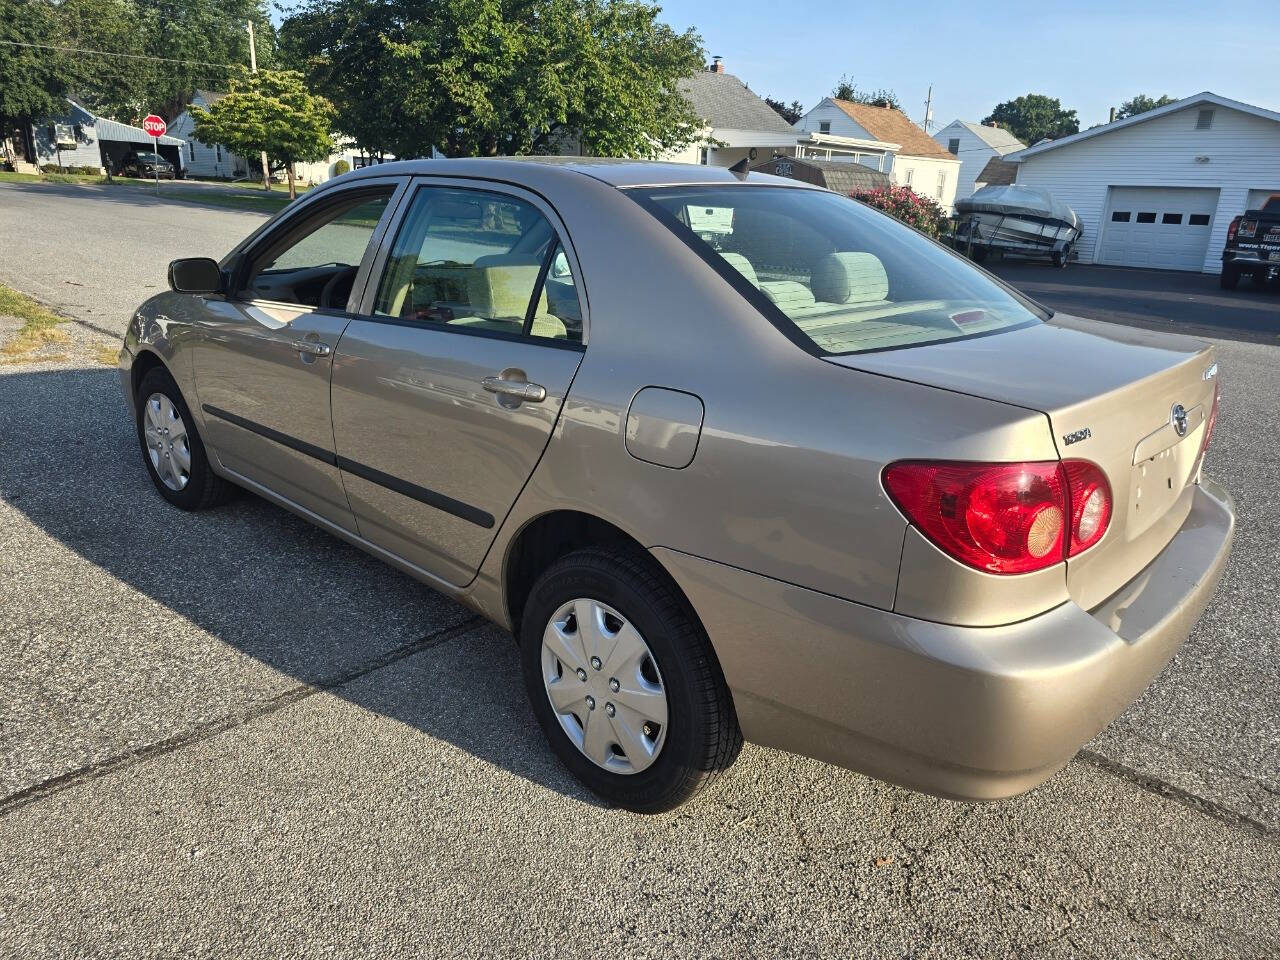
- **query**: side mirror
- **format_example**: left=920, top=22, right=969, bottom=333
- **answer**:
left=168, top=257, right=223, bottom=295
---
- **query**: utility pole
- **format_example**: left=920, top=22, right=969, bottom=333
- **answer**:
left=922, top=84, right=934, bottom=132
left=247, top=20, right=270, bottom=191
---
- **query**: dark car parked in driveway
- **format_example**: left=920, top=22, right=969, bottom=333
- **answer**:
left=1221, top=194, right=1280, bottom=290
left=120, top=152, right=176, bottom=180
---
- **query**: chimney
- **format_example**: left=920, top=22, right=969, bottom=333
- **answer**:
left=1108, top=106, right=1116, bottom=123
left=709, top=56, right=724, bottom=73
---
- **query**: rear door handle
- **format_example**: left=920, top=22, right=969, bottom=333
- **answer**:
left=481, top=376, right=546, bottom=403
left=292, top=339, right=331, bottom=357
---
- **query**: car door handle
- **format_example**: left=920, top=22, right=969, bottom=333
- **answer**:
left=292, top=339, right=331, bottom=357
left=481, top=376, right=546, bottom=403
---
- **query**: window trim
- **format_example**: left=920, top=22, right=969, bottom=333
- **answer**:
left=351, top=175, right=589, bottom=349
left=626, top=184, right=1045, bottom=359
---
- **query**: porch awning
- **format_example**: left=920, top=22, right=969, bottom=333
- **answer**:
left=95, top=117, right=185, bottom=147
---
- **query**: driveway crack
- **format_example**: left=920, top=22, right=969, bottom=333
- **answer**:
left=0, top=615, right=483, bottom=817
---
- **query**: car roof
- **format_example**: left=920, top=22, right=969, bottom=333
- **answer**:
left=338, top=156, right=815, bottom=190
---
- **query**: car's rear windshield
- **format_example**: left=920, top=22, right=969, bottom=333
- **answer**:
left=632, top=185, right=1045, bottom=356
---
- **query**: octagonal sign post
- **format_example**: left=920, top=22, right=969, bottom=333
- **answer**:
left=141, top=114, right=167, bottom=190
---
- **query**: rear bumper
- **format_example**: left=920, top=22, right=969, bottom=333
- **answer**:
left=655, top=479, right=1234, bottom=801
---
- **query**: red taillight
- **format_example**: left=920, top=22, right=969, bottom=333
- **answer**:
left=1061, top=460, right=1111, bottom=556
left=883, top=459, right=1112, bottom=575
left=1227, top=216, right=1241, bottom=242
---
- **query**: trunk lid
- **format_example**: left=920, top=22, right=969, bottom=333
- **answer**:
left=829, top=314, right=1217, bottom=609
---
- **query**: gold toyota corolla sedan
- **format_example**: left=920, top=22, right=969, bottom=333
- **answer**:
left=119, top=158, right=1234, bottom=812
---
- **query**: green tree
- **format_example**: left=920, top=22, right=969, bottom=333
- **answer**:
left=983, top=94, right=1079, bottom=145
left=281, top=0, right=704, bottom=160
left=56, top=0, right=149, bottom=122
left=765, top=96, right=804, bottom=125
left=130, top=0, right=275, bottom=123
left=0, top=0, right=69, bottom=153
left=831, top=75, right=901, bottom=110
left=191, top=69, right=334, bottom=198
left=1116, top=94, right=1177, bottom=120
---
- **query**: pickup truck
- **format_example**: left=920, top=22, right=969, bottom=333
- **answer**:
left=1221, top=194, right=1280, bottom=289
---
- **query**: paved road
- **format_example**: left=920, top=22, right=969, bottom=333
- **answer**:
left=0, top=180, right=268, bottom=333
left=1, top=187, right=1279, bottom=957
left=989, top=260, right=1280, bottom=344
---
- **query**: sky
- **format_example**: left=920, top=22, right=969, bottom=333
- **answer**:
left=653, top=0, right=1280, bottom=132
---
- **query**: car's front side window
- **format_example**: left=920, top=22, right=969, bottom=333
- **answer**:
left=633, top=185, right=1046, bottom=356
left=371, top=186, right=582, bottom=344
left=241, top=190, right=393, bottom=310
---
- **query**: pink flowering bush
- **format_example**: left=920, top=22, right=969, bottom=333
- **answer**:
left=850, top=185, right=947, bottom=238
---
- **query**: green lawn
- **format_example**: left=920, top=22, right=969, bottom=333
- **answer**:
left=0, top=168, right=300, bottom=213
left=0, top=283, right=70, bottom=364
left=164, top=188, right=295, bottom=214
left=0, top=169, right=108, bottom=185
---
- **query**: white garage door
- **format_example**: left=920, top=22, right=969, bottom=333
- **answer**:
left=1098, top=186, right=1220, bottom=271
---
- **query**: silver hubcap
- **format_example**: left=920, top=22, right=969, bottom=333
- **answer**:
left=541, top=598, right=668, bottom=775
left=142, top=392, right=191, bottom=491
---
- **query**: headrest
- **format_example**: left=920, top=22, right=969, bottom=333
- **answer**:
left=759, top=280, right=816, bottom=311
left=718, top=252, right=758, bottom=287
left=811, top=252, right=889, bottom=304
left=468, top=255, right=547, bottom=319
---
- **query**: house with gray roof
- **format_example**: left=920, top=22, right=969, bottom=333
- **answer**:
left=666, top=58, right=800, bottom=168
left=167, top=91, right=250, bottom=179
left=932, top=119, right=1025, bottom=202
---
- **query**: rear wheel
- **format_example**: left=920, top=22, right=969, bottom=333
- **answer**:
left=135, top=366, right=236, bottom=510
left=520, top=547, right=741, bottom=813
left=1219, top=265, right=1239, bottom=290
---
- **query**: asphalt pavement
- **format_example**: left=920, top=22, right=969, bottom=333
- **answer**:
left=1, top=181, right=1279, bottom=957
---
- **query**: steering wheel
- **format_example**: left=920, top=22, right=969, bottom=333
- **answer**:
left=320, top=265, right=360, bottom=310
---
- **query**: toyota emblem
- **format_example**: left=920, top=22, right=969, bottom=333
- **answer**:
left=1171, top=403, right=1189, bottom=438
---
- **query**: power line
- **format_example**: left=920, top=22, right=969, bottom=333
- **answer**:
left=0, top=39, right=240, bottom=70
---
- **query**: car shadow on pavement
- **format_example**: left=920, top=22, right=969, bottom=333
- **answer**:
left=0, top=366, right=605, bottom=807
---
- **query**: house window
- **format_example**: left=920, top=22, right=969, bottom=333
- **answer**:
left=904, top=167, right=914, bottom=188
left=947, top=138, right=960, bottom=155
left=936, top=171, right=946, bottom=198
left=1189, top=214, right=1211, bottom=226
left=1111, top=211, right=1131, bottom=222
left=1162, top=213, right=1183, bottom=224
left=1195, top=109, right=1214, bottom=130
left=1136, top=212, right=1157, bottom=223
left=819, top=121, right=831, bottom=134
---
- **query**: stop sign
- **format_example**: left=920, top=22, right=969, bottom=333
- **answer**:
left=141, top=114, right=167, bottom=138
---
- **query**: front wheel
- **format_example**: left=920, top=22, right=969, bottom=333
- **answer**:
left=520, top=548, right=741, bottom=813
left=135, top=365, right=237, bottom=510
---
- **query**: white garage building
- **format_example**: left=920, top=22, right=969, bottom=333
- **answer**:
left=1005, top=92, right=1280, bottom=273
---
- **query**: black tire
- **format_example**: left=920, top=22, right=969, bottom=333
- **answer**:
left=520, top=547, right=741, bottom=813
left=135, top=365, right=236, bottom=510
left=971, top=247, right=988, bottom=263
left=1219, top=266, right=1239, bottom=290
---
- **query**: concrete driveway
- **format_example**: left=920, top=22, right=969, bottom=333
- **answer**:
left=1, top=184, right=1279, bottom=957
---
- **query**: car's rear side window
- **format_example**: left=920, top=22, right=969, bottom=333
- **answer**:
left=632, top=186, right=1045, bottom=356
left=371, top=186, right=582, bottom=344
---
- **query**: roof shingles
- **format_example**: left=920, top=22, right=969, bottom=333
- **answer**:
left=678, top=72, right=797, bottom=135
left=829, top=100, right=956, bottom=160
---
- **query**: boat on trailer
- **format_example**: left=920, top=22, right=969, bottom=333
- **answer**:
left=952, top=185, right=1083, bottom=267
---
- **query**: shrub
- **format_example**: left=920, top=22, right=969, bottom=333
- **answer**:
left=850, top=185, right=947, bottom=238
left=332, top=159, right=350, bottom=176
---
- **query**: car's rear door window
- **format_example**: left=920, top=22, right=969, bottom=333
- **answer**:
left=371, top=186, right=582, bottom=343
left=632, top=185, right=1045, bottom=356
